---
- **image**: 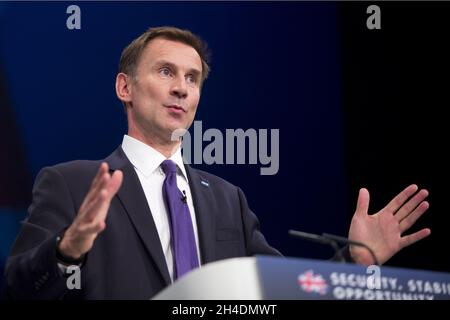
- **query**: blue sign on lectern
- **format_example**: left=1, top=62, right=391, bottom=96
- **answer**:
left=257, top=256, right=450, bottom=300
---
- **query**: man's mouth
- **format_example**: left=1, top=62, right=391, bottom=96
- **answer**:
left=165, top=104, right=186, bottom=113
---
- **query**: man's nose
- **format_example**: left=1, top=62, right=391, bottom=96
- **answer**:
left=170, top=76, right=188, bottom=99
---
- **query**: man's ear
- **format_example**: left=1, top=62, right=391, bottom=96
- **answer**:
left=115, top=73, right=133, bottom=106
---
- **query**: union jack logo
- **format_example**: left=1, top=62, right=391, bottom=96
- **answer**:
left=298, top=270, right=328, bottom=295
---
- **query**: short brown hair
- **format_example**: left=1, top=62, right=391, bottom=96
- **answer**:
left=118, top=26, right=210, bottom=84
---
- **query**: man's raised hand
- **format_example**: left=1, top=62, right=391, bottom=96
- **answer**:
left=58, top=162, right=123, bottom=259
left=348, top=184, right=431, bottom=265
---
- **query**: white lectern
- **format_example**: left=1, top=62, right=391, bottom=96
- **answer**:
left=153, top=256, right=450, bottom=300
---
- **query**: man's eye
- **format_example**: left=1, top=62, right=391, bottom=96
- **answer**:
left=186, top=74, right=198, bottom=84
left=159, top=67, right=171, bottom=76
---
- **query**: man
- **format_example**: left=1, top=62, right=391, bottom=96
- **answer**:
left=4, top=27, right=431, bottom=299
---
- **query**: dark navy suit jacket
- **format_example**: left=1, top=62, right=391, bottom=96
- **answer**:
left=5, top=147, right=281, bottom=299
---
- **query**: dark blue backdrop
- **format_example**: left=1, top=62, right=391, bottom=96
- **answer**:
left=0, top=1, right=348, bottom=291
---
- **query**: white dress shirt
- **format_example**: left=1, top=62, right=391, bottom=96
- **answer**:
left=121, top=134, right=201, bottom=282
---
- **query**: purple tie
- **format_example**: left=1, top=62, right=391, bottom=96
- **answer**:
left=160, top=160, right=199, bottom=279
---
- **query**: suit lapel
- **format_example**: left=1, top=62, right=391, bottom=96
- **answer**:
left=106, top=147, right=171, bottom=286
left=185, top=165, right=216, bottom=264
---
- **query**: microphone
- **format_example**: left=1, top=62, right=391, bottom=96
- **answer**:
left=288, top=230, right=379, bottom=265
left=181, top=190, right=187, bottom=203
left=288, top=230, right=345, bottom=263
left=322, top=233, right=379, bottom=266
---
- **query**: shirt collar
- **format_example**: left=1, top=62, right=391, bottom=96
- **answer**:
left=121, top=135, right=188, bottom=181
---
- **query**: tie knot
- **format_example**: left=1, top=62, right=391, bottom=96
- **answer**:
left=161, top=159, right=177, bottom=174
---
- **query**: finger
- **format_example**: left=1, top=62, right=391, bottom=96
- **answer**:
left=395, top=189, right=429, bottom=222
left=81, top=172, right=109, bottom=210
left=83, top=188, right=109, bottom=222
left=104, top=170, right=123, bottom=200
left=86, top=163, right=111, bottom=202
left=400, top=228, right=431, bottom=249
left=78, top=171, right=122, bottom=232
left=354, top=188, right=370, bottom=217
left=89, top=166, right=121, bottom=203
left=80, top=170, right=122, bottom=220
left=89, top=162, right=109, bottom=191
left=384, top=184, right=418, bottom=215
left=81, top=164, right=113, bottom=213
left=399, top=201, right=430, bottom=233
left=78, top=174, right=109, bottom=221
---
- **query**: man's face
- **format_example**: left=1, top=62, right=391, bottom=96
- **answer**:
left=126, top=38, right=202, bottom=143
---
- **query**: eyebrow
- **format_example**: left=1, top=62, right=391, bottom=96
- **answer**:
left=154, top=60, right=201, bottom=78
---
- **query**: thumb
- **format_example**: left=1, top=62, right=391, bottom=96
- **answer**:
left=355, top=188, right=370, bottom=217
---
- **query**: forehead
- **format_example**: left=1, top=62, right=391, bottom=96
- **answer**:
left=140, top=38, right=202, bottom=72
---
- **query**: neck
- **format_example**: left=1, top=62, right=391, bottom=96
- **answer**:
left=127, top=130, right=181, bottom=158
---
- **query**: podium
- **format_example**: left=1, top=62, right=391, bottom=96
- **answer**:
left=154, top=256, right=450, bottom=300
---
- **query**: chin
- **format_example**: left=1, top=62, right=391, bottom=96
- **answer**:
left=164, top=124, right=188, bottom=140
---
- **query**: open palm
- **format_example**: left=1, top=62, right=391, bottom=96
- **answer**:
left=348, top=185, right=431, bottom=265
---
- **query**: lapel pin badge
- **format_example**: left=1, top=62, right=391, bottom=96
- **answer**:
left=200, top=180, right=209, bottom=187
